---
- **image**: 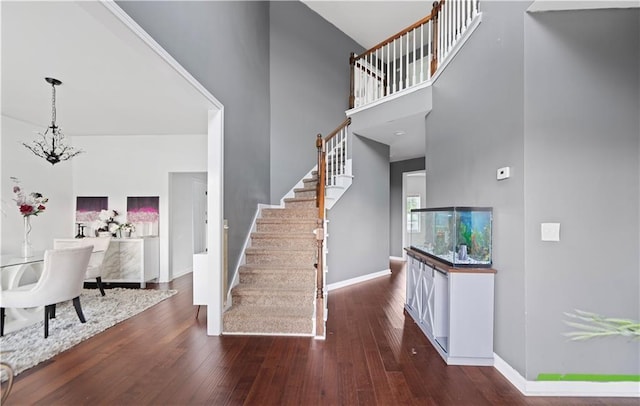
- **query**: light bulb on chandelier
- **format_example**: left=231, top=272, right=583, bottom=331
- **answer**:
left=23, top=77, right=83, bottom=165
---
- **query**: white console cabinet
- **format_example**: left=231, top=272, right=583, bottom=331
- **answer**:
left=405, top=248, right=495, bottom=366
left=54, top=237, right=159, bottom=288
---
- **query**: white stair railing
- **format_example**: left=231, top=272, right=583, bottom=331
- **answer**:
left=349, top=0, right=480, bottom=109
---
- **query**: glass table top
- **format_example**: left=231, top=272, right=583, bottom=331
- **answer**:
left=0, top=252, right=45, bottom=268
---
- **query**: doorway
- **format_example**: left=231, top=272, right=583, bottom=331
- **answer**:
left=168, top=172, right=208, bottom=280
left=402, top=170, right=426, bottom=258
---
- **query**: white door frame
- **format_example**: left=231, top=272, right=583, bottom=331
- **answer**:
left=402, top=170, right=426, bottom=258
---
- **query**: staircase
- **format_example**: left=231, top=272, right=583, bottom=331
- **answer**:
left=222, top=173, right=319, bottom=335
left=222, top=0, right=481, bottom=337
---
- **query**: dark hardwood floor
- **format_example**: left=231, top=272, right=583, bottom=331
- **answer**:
left=5, top=263, right=636, bottom=405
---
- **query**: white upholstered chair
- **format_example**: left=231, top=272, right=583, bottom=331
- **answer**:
left=54, top=237, right=111, bottom=296
left=0, top=245, right=93, bottom=338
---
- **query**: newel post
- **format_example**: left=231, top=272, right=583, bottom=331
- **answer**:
left=315, top=133, right=326, bottom=301
left=431, top=1, right=440, bottom=76
left=349, top=52, right=356, bottom=109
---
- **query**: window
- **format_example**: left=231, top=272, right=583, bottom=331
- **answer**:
left=406, top=195, right=421, bottom=232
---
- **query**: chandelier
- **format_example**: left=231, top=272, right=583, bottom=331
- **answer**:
left=23, top=77, right=83, bottom=165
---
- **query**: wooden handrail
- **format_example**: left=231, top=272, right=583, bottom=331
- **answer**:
left=324, top=117, right=352, bottom=143
left=314, top=117, right=351, bottom=304
left=352, top=0, right=443, bottom=62
left=349, top=0, right=449, bottom=108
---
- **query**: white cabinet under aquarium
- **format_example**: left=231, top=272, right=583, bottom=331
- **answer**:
left=405, top=250, right=495, bottom=365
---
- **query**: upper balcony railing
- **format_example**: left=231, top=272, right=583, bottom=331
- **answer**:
left=349, top=0, right=479, bottom=109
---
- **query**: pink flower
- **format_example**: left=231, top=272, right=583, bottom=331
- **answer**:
left=11, top=177, right=48, bottom=217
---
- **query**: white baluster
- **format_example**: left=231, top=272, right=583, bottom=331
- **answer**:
left=412, top=28, right=416, bottom=86
left=439, top=6, right=443, bottom=64
left=366, top=53, right=371, bottom=104
left=456, top=0, right=461, bottom=39
left=404, top=32, right=409, bottom=88
left=420, top=24, right=424, bottom=82
left=344, top=128, right=348, bottom=175
left=376, top=49, right=381, bottom=101
left=393, top=39, right=396, bottom=93
left=358, top=60, right=363, bottom=107
left=427, top=20, right=432, bottom=80
left=398, top=36, right=403, bottom=90
left=448, top=0, right=452, bottom=53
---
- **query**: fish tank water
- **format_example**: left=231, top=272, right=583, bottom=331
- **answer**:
left=409, top=207, right=492, bottom=267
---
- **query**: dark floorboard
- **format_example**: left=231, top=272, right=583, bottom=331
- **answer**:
left=4, top=262, right=637, bottom=405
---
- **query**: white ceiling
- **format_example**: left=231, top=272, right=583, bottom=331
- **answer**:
left=302, top=1, right=433, bottom=49
left=303, top=1, right=433, bottom=161
left=4, top=1, right=636, bottom=161
left=1, top=1, right=215, bottom=137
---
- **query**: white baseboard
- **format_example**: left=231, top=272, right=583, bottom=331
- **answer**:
left=493, top=353, right=640, bottom=398
left=327, top=269, right=391, bottom=291
left=172, top=267, right=192, bottom=279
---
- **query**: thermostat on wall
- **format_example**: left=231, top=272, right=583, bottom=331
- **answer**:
left=497, top=166, right=510, bottom=180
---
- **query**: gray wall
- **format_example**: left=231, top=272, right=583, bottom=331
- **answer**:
left=117, top=1, right=271, bottom=280
left=523, top=8, right=640, bottom=378
left=269, top=2, right=363, bottom=203
left=390, top=158, right=425, bottom=257
left=425, top=0, right=639, bottom=379
left=424, top=1, right=528, bottom=375
left=327, top=135, right=390, bottom=284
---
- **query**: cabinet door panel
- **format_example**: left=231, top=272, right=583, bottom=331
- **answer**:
left=406, top=257, right=421, bottom=312
left=419, top=263, right=434, bottom=336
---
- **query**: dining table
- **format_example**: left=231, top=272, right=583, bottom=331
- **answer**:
left=0, top=251, right=45, bottom=334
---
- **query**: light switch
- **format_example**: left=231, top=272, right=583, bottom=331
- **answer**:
left=541, top=223, right=560, bottom=242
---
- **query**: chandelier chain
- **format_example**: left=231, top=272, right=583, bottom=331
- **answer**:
left=50, top=81, right=56, bottom=127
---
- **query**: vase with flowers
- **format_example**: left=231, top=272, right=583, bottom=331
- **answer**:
left=118, top=223, right=135, bottom=238
left=94, top=209, right=120, bottom=237
left=11, top=177, right=48, bottom=258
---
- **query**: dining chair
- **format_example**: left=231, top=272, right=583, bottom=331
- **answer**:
left=54, top=237, right=111, bottom=296
left=0, top=245, right=93, bottom=338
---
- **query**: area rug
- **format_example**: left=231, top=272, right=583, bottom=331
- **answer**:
left=0, top=288, right=177, bottom=377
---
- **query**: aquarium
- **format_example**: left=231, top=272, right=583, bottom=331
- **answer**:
left=409, top=207, right=492, bottom=267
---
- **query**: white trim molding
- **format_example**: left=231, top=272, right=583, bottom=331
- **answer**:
left=327, top=269, right=391, bottom=292
left=493, top=353, right=640, bottom=398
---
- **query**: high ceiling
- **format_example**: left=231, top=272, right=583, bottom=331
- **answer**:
left=302, top=1, right=432, bottom=50
left=3, top=0, right=637, bottom=159
left=1, top=1, right=215, bottom=137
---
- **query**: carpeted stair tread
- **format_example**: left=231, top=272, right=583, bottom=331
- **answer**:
left=250, top=231, right=315, bottom=239
left=245, top=247, right=315, bottom=254
left=261, top=207, right=317, bottom=219
left=284, top=197, right=316, bottom=203
left=224, top=304, right=313, bottom=318
left=223, top=305, right=314, bottom=335
left=294, top=185, right=316, bottom=193
left=232, top=283, right=313, bottom=294
left=224, top=173, right=320, bottom=336
left=240, top=263, right=315, bottom=271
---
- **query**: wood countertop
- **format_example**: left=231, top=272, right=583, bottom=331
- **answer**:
left=404, top=247, right=497, bottom=274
